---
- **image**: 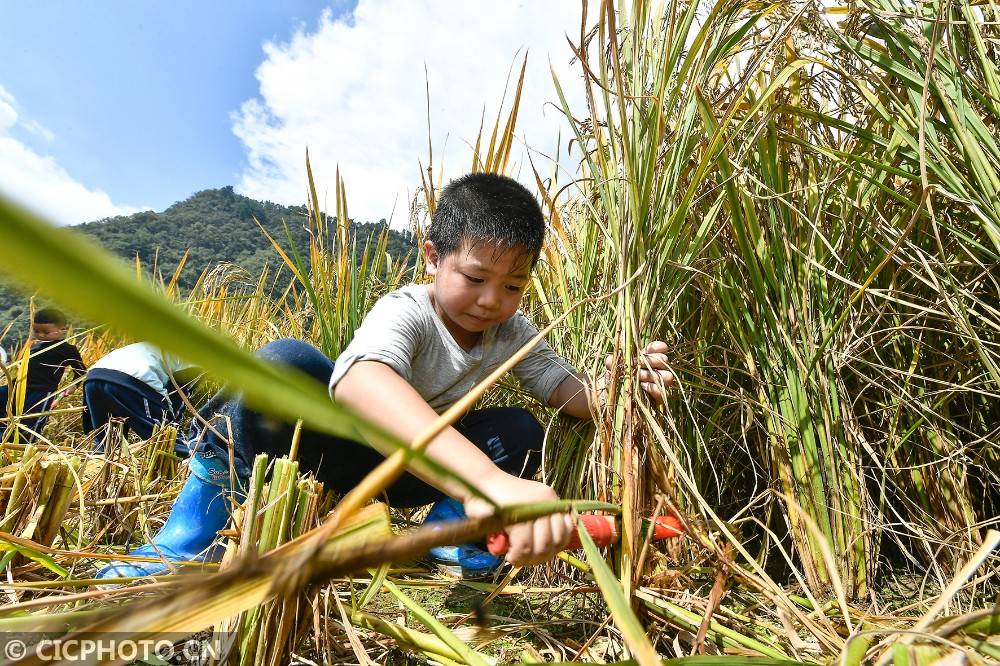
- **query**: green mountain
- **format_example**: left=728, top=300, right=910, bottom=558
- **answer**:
left=0, top=186, right=416, bottom=345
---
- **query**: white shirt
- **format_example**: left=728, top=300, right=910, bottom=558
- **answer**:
left=91, top=342, right=196, bottom=399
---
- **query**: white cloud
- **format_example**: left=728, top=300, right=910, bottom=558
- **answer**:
left=0, top=87, right=18, bottom=130
left=0, top=85, right=143, bottom=225
left=21, top=118, right=55, bottom=143
left=234, top=0, right=587, bottom=225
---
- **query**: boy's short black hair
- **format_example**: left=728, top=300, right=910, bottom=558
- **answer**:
left=34, top=307, right=67, bottom=326
left=429, top=173, right=545, bottom=266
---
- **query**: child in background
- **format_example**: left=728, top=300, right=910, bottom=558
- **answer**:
left=0, top=307, right=86, bottom=442
left=97, top=173, right=674, bottom=581
left=83, top=342, right=202, bottom=453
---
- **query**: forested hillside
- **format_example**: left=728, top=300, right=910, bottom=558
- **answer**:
left=0, top=186, right=415, bottom=344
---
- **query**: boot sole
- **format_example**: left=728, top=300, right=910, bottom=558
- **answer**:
left=424, top=557, right=502, bottom=580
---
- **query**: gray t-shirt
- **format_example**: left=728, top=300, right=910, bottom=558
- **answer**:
left=329, top=284, right=575, bottom=413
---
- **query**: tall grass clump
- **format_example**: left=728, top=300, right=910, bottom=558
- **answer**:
left=537, top=0, right=998, bottom=609
left=542, top=0, right=811, bottom=594
left=219, top=454, right=335, bottom=665
left=262, top=156, right=414, bottom=358
left=807, top=0, right=1000, bottom=580
left=0, top=445, right=79, bottom=573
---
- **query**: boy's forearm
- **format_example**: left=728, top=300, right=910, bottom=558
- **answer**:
left=333, top=361, right=509, bottom=501
left=547, top=373, right=599, bottom=420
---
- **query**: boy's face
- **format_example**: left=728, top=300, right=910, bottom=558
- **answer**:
left=424, top=239, right=532, bottom=345
left=33, top=323, right=67, bottom=342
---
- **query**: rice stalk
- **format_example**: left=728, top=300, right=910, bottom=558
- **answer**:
left=0, top=449, right=78, bottom=574
left=219, top=455, right=327, bottom=666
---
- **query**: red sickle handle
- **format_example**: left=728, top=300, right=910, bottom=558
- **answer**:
left=486, top=514, right=684, bottom=557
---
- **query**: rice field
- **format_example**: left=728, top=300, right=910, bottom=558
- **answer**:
left=0, top=1, right=997, bottom=664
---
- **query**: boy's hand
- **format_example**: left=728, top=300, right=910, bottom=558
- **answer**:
left=604, top=341, right=675, bottom=403
left=49, top=389, right=71, bottom=409
left=464, top=474, right=574, bottom=567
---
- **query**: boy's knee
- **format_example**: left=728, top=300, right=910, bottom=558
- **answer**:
left=495, top=408, right=544, bottom=480
left=255, top=338, right=317, bottom=363
left=255, top=339, right=334, bottom=385
left=479, top=407, right=544, bottom=470
left=505, top=408, right=544, bottom=448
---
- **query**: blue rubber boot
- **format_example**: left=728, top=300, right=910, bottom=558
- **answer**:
left=96, top=455, right=244, bottom=584
left=423, top=497, right=503, bottom=578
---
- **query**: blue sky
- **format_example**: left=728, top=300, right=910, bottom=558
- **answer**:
left=0, top=1, right=343, bottom=216
left=0, top=1, right=584, bottom=225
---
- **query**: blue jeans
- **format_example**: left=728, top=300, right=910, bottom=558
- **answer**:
left=83, top=376, right=187, bottom=454
left=186, top=339, right=544, bottom=508
left=1, top=385, right=54, bottom=442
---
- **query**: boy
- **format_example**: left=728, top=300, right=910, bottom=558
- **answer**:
left=0, top=307, right=86, bottom=442
left=97, top=173, right=673, bottom=580
left=83, top=342, right=202, bottom=453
